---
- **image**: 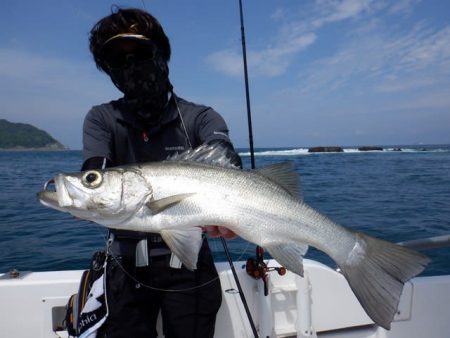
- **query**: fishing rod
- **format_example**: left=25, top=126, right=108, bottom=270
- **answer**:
left=239, top=0, right=256, bottom=170
left=218, top=1, right=259, bottom=338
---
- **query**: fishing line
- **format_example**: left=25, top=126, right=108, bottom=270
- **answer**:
left=174, top=92, right=193, bottom=149
left=89, top=220, right=222, bottom=292
left=107, top=249, right=221, bottom=292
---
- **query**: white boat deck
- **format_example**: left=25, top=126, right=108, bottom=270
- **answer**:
left=1, top=259, right=449, bottom=338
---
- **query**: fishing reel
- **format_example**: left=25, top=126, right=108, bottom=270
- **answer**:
left=245, top=246, right=286, bottom=296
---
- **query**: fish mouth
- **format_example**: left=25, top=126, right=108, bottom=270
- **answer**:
left=37, top=176, right=73, bottom=212
left=38, top=178, right=58, bottom=206
left=37, top=189, right=58, bottom=206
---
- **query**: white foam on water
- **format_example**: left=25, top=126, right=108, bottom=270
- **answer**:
left=239, top=148, right=310, bottom=157
left=239, top=146, right=449, bottom=157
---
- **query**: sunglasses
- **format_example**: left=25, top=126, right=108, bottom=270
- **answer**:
left=101, top=37, right=158, bottom=69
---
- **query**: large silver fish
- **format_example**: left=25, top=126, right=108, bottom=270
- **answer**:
left=38, top=144, right=429, bottom=330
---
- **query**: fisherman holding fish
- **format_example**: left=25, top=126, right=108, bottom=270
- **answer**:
left=39, top=5, right=431, bottom=337
left=81, top=7, right=241, bottom=338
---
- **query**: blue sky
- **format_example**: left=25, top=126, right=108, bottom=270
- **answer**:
left=1, top=0, right=449, bottom=149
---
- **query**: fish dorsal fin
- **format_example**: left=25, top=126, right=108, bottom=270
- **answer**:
left=255, top=162, right=302, bottom=199
left=167, top=143, right=238, bottom=169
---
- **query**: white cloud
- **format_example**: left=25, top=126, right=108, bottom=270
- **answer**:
left=206, top=32, right=316, bottom=78
left=255, top=1, right=450, bottom=146
left=296, top=21, right=450, bottom=95
left=376, top=77, right=439, bottom=93
left=388, top=0, right=421, bottom=14
left=205, top=50, right=243, bottom=77
left=398, top=26, right=450, bottom=72
left=207, top=1, right=444, bottom=83
left=207, top=0, right=387, bottom=78
left=271, top=7, right=287, bottom=21
left=312, top=0, right=377, bottom=27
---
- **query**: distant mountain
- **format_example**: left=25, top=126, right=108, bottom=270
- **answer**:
left=0, top=119, right=65, bottom=150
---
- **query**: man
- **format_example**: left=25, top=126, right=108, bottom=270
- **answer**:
left=83, top=7, right=241, bottom=338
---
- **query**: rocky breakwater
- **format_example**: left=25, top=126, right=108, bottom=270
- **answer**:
left=308, top=146, right=344, bottom=153
left=358, top=146, right=383, bottom=151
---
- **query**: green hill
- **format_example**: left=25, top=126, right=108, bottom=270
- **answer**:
left=0, top=119, right=65, bottom=150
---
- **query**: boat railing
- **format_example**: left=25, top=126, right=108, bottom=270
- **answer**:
left=398, top=234, right=450, bottom=250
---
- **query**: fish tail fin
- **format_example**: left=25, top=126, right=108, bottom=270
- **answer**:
left=339, top=232, right=430, bottom=330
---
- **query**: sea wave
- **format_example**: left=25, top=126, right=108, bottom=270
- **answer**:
left=239, top=145, right=449, bottom=157
left=239, top=148, right=309, bottom=157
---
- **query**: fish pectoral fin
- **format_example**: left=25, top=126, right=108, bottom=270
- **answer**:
left=255, top=162, right=302, bottom=199
left=146, top=193, right=195, bottom=215
left=160, top=228, right=203, bottom=270
left=266, top=242, right=309, bottom=277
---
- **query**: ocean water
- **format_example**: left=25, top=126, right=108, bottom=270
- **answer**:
left=0, top=145, right=449, bottom=276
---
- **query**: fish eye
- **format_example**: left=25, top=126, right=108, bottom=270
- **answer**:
left=82, top=170, right=103, bottom=188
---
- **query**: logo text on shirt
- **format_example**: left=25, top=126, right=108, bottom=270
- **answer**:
left=165, top=146, right=185, bottom=151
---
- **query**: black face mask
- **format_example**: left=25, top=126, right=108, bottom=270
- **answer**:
left=108, top=55, right=172, bottom=124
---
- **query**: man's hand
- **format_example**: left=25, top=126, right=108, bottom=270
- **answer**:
left=204, top=226, right=237, bottom=240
